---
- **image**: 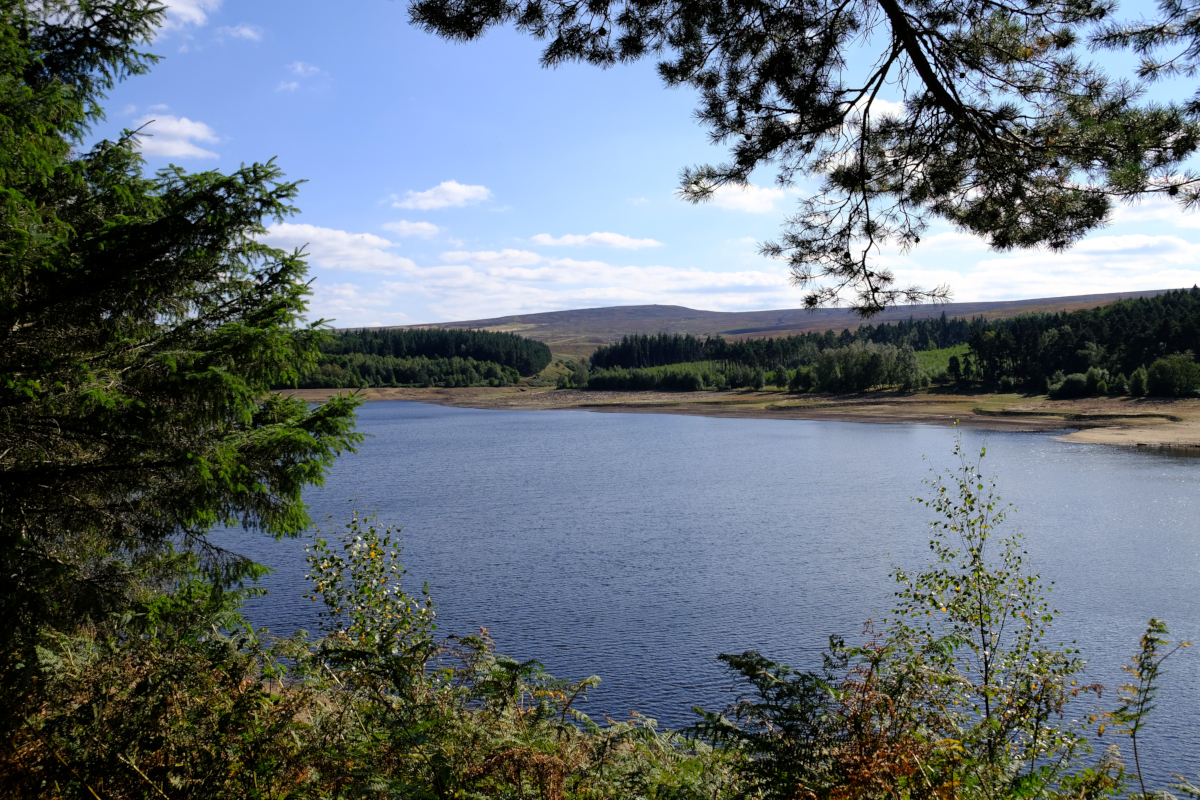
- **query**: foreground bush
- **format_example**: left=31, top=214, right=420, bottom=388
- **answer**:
left=6, top=514, right=733, bottom=799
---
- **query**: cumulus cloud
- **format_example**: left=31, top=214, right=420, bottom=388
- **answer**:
left=1109, top=197, right=1200, bottom=228
left=261, top=223, right=795, bottom=325
left=287, top=61, right=321, bottom=76
left=160, top=0, right=222, bottom=31
left=217, top=23, right=262, bottom=40
left=262, top=224, right=419, bottom=275
left=710, top=183, right=788, bottom=213
left=132, top=114, right=219, bottom=159
left=441, top=249, right=543, bottom=268
left=890, top=233, right=1200, bottom=302
left=307, top=282, right=415, bottom=327
left=530, top=232, right=663, bottom=249
left=276, top=81, right=299, bottom=92
left=383, top=220, right=441, bottom=238
left=394, top=181, right=492, bottom=210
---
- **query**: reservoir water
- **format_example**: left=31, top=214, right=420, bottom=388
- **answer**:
left=215, top=400, right=1200, bottom=781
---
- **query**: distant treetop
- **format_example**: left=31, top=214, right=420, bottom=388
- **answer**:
left=326, top=327, right=553, bottom=376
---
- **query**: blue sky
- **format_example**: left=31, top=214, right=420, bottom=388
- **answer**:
left=91, top=0, right=1200, bottom=326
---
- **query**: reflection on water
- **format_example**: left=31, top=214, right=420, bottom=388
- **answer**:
left=212, top=401, right=1200, bottom=783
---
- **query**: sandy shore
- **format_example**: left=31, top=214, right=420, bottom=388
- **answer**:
left=277, top=386, right=1200, bottom=449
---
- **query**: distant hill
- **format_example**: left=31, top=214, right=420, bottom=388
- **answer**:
left=384, top=290, right=1172, bottom=359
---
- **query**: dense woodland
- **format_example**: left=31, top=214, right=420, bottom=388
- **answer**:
left=588, top=315, right=973, bottom=371
left=291, top=327, right=551, bottom=388
left=966, top=288, right=1200, bottom=387
left=580, top=290, right=1200, bottom=396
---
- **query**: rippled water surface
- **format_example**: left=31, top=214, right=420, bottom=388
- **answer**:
left=214, top=401, right=1200, bottom=780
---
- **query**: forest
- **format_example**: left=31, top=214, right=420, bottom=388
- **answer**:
left=578, top=290, right=1200, bottom=396
left=588, top=314, right=973, bottom=371
left=290, top=327, right=552, bottom=388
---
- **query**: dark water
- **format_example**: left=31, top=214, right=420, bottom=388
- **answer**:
left=213, top=401, right=1200, bottom=780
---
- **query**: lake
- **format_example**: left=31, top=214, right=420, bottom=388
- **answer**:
left=214, top=400, right=1200, bottom=781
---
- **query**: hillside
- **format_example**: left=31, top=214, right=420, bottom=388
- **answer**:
left=384, top=289, right=1170, bottom=359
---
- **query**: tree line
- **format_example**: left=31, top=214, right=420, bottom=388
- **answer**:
left=286, top=327, right=552, bottom=388
left=582, top=341, right=930, bottom=394
left=588, top=315, right=973, bottom=372
left=583, top=290, right=1200, bottom=397
left=298, top=353, right=522, bottom=389
left=966, top=287, right=1200, bottom=396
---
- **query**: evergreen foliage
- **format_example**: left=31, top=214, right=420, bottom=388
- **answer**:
left=0, top=0, right=360, bottom=712
left=321, top=327, right=552, bottom=376
left=298, top=353, right=521, bottom=389
left=587, top=342, right=928, bottom=393
left=286, top=327, right=553, bottom=388
left=584, top=291, right=1200, bottom=395
left=590, top=314, right=973, bottom=371
left=967, top=288, right=1200, bottom=388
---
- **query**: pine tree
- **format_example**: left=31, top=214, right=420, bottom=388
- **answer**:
left=409, top=0, right=1200, bottom=314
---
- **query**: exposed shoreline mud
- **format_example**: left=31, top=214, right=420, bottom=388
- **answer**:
left=277, top=387, right=1200, bottom=449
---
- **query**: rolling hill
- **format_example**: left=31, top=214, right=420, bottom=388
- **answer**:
left=381, top=289, right=1172, bottom=359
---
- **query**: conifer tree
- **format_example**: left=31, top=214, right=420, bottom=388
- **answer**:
left=0, top=0, right=361, bottom=675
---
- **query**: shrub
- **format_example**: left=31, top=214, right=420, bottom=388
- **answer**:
left=1114, top=373, right=1129, bottom=394
left=1146, top=352, right=1200, bottom=397
left=998, top=375, right=1014, bottom=392
left=1049, top=373, right=1090, bottom=399
left=695, top=435, right=1186, bottom=800
left=1097, top=380, right=1108, bottom=395
left=1130, top=366, right=1149, bottom=396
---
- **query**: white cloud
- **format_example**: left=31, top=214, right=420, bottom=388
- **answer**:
left=262, top=224, right=418, bottom=275
left=383, top=220, right=441, bottom=238
left=441, top=249, right=543, bottom=268
left=288, top=61, right=321, bottom=76
left=132, top=114, right=219, bottom=159
left=628, top=197, right=649, bottom=205
left=916, top=230, right=991, bottom=252
left=529, top=231, right=663, bottom=249
left=276, top=81, right=299, bottom=92
left=395, top=180, right=492, bottom=210
left=710, top=183, right=788, bottom=213
left=307, top=282, right=415, bottom=327
left=1109, top=197, right=1200, bottom=228
left=870, top=98, right=907, bottom=119
left=889, top=233, right=1200, bottom=302
left=160, top=0, right=222, bottom=31
left=217, top=23, right=262, bottom=40
left=261, top=223, right=796, bottom=325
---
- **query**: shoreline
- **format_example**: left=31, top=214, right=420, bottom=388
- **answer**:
left=277, top=386, right=1200, bottom=448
